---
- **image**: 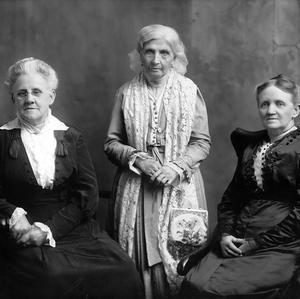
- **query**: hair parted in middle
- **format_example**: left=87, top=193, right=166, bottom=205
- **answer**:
left=128, top=24, right=188, bottom=75
left=4, top=57, right=58, bottom=93
left=255, top=74, right=299, bottom=104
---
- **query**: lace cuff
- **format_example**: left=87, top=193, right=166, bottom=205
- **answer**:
left=34, top=222, right=56, bottom=248
left=165, top=162, right=184, bottom=183
left=9, top=207, right=27, bottom=228
left=173, top=157, right=192, bottom=182
left=128, top=151, right=151, bottom=175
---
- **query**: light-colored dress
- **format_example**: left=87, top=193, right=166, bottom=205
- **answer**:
left=105, top=70, right=211, bottom=298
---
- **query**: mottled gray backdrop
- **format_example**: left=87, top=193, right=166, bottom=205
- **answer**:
left=0, top=0, right=299, bottom=228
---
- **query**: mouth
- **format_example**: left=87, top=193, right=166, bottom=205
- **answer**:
left=24, top=107, right=38, bottom=111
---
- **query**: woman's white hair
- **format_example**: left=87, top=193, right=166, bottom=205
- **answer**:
left=129, top=24, right=188, bottom=75
left=4, top=57, right=58, bottom=92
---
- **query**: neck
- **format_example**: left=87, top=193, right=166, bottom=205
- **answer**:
left=267, top=121, right=296, bottom=141
left=144, top=73, right=168, bottom=88
left=17, top=110, right=51, bottom=133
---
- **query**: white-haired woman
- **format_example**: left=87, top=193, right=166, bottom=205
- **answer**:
left=0, top=57, right=143, bottom=299
left=105, top=24, right=211, bottom=298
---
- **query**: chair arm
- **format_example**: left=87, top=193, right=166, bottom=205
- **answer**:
left=177, top=245, right=210, bottom=276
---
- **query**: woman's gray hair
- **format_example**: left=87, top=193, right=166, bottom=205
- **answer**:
left=4, top=57, right=58, bottom=92
left=255, top=74, right=299, bottom=104
left=128, top=24, right=188, bottom=75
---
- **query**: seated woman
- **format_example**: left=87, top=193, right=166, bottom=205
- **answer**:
left=180, top=74, right=300, bottom=299
left=0, top=57, right=143, bottom=299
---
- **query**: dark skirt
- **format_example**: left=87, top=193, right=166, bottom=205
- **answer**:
left=0, top=220, right=143, bottom=299
left=180, top=246, right=298, bottom=299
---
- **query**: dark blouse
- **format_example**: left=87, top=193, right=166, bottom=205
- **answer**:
left=218, top=127, right=300, bottom=250
left=0, top=127, right=143, bottom=299
left=0, top=127, right=98, bottom=240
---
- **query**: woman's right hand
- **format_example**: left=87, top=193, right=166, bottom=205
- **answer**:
left=220, top=234, right=244, bottom=258
left=134, top=157, right=161, bottom=177
left=10, top=214, right=32, bottom=240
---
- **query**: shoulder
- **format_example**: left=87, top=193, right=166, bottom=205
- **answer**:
left=276, top=128, right=300, bottom=153
left=0, top=119, right=20, bottom=140
left=63, top=126, right=82, bottom=141
left=175, top=73, right=197, bottom=90
left=115, top=75, right=140, bottom=98
left=0, top=118, right=20, bottom=130
left=231, top=128, right=267, bottom=156
left=117, top=81, right=131, bottom=95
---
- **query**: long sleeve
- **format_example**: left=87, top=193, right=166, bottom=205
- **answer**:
left=254, top=168, right=300, bottom=248
left=217, top=162, right=245, bottom=237
left=254, top=199, right=300, bottom=248
left=104, top=87, right=136, bottom=167
left=0, top=132, right=17, bottom=218
left=173, top=90, right=211, bottom=178
left=0, top=190, right=17, bottom=218
left=252, top=147, right=300, bottom=248
left=46, top=131, right=99, bottom=240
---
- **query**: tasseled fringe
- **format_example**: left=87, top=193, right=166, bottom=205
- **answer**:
left=56, top=139, right=68, bottom=157
left=9, top=137, right=20, bottom=159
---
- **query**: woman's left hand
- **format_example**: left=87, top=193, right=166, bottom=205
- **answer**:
left=17, top=225, right=47, bottom=247
left=239, top=239, right=258, bottom=255
left=150, top=165, right=179, bottom=186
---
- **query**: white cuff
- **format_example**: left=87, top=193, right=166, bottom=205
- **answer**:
left=34, top=222, right=56, bottom=247
left=9, top=207, right=27, bottom=229
left=128, top=152, right=149, bottom=175
left=166, top=162, right=184, bottom=182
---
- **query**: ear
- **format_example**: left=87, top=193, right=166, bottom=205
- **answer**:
left=11, top=93, right=15, bottom=103
left=293, top=104, right=300, bottom=118
left=49, top=89, right=56, bottom=105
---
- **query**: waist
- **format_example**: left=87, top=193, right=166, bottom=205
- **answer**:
left=146, top=144, right=165, bottom=153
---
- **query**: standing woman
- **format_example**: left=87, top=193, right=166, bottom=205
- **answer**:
left=105, top=24, right=211, bottom=298
left=0, top=57, right=143, bottom=299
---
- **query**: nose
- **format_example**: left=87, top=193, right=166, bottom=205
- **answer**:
left=266, top=103, right=276, bottom=114
left=152, top=52, right=160, bottom=64
left=25, top=92, right=35, bottom=103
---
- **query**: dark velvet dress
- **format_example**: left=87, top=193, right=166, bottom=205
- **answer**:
left=180, top=128, right=300, bottom=299
left=0, top=127, right=143, bottom=299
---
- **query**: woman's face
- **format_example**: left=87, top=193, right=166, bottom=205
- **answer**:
left=258, top=85, right=299, bottom=136
left=12, top=72, right=55, bottom=125
left=140, top=39, right=175, bottom=81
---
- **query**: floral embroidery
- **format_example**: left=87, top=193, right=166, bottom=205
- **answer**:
left=115, top=69, right=201, bottom=290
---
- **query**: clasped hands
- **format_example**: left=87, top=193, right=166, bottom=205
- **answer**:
left=135, top=157, right=179, bottom=187
left=7, top=214, right=47, bottom=247
left=220, top=234, right=258, bottom=258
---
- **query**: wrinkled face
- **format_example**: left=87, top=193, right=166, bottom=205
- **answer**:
left=258, top=85, right=299, bottom=136
left=12, top=73, right=55, bottom=125
left=140, top=39, right=175, bottom=81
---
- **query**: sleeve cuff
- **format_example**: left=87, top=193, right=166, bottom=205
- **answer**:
left=173, top=158, right=192, bottom=182
left=9, top=207, right=27, bottom=229
left=34, top=222, right=56, bottom=247
left=165, top=162, right=184, bottom=183
left=128, top=152, right=151, bottom=175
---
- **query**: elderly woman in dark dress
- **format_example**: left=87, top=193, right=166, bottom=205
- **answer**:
left=180, top=74, right=300, bottom=299
left=0, top=57, right=143, bottom=299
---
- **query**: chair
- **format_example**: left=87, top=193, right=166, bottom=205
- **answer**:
left=177, top=230, right=300, bottom=299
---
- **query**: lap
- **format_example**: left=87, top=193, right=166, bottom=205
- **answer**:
left=0, top=222, right=143, bottom=299
left=182, top=248, right=297, bottom=298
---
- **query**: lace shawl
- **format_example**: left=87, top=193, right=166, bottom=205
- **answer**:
left=116, top=69, right=200, bottom=289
